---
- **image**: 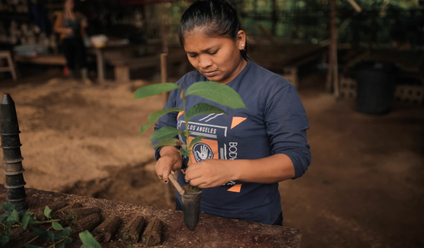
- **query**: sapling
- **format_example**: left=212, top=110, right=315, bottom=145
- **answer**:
left=134, top=81, right=247, bottom=191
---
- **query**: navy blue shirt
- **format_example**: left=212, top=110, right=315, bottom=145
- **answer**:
left=154, top=60, right=311, bottom=225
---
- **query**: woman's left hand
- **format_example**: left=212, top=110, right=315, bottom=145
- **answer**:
left=185, top=159, right=236, bottom=188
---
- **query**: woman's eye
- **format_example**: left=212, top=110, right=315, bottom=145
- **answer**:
left=209, top=50, right=218, bottom=55
left=189, top=54, right=197, bottom=58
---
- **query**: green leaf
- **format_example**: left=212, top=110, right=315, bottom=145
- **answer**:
left=1, top=202, right=15, bottom=213
left=178, top=149, right=190, bottom=157
left=79, top=230, right=102, bottom=248
left=185, top=81, right=247, bottom=109
left=32, top=227, right=49, bottom=238
left=186, top=103, right=227, bottom=122
left=52, top=221, right=64, bottom=230
left=0, top=213, right=9, bottom=222
left=0, top=235, right=9, bottom=246
left=18, top=210, right=26, bottom=219
left=28, top=217, right=38, bottom=225
left=150, top=126, right=179, bottom=143
left=65, top=237, right=73, bottom=244
left=22, top=212, right=33, bottom=229
left=63, top=227, right=71, bottom=236
left=47, top=230, right=55, bottom=242
left=189, top=136, right=204, bottom=148
left=4, top=220, right=12, bottom=228
left=139, top=107, right=182, bottom=135
left=59, top=243, right=66, bottom=248
left=134, top=83, right=181, bottom=99
left=7, top=209, right=19, bottom=224
left=44, top=206, right=52, bottom=219
left=153, top=138, right=179, bottom=148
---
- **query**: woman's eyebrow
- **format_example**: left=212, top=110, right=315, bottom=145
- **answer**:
left=185, top=46, right=219, bottom=54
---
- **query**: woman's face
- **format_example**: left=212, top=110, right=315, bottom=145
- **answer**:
left=65, top=0, right=74, bottom=10
left=183, top=27, right=246, bottom=84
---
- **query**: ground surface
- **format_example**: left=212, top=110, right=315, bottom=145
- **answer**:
left=0, top=187, right=301, bottom=247
left=0, top=70, right=423, bottom=248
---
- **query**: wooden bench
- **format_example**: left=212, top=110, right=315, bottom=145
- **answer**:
left=249, top=41, right=330, bottom=88
left=109, top=52, right=189, bottom=82
left=0, top=51, right=17, bottom=81
left=14, top=54, right=66, bottom=65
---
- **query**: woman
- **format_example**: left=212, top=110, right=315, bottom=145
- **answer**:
left=53, top=0, right=90, bottom=84
left=154, top=0, right=311, bottom=226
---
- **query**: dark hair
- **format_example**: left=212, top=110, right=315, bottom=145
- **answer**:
left=178, top=0, right=248, bottom=60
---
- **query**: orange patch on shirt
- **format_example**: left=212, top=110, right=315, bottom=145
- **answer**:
left=231, top=117, right=247, bottom=129
left=227, top=184, right=242, bottom=193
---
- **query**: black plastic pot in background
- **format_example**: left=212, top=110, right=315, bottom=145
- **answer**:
left=354, top=61, right=398, bottom=114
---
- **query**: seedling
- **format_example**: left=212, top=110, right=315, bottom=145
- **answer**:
left=134, top=81, right=247, bottom=191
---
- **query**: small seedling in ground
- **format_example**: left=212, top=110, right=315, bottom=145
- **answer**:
left=134, top=81, right=247, bottom=192
left=0, top=202, right=102, bottom=247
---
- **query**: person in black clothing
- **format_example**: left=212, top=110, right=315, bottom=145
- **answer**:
left=54, top=0, right=91, bottom=84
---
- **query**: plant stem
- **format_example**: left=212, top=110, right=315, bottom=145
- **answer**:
left=27, top=226, right=53, bottom=245
left=182, top=90, right=192, bottom=166
left=47, top=236, right=67, bottom=248
left=32, top=219, right=62, bottom=224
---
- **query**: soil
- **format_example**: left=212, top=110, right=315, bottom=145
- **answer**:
left=0, top=69, right=423, bottom=247
left=0, top=187, right=301, bottom=247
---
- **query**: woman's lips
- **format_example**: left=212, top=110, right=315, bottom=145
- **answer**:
left=203, top=70, right=218, bottom=77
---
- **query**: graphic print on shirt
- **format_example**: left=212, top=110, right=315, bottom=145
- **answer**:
left=178, top=113, right=247, bottom=192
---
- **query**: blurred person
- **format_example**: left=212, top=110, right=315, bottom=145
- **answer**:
left=54, top=0, right=91, bottom=84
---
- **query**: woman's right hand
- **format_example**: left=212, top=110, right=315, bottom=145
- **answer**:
left=65, top=28, right=74, bottom=35
left=155, top=146, right=182, bottom=183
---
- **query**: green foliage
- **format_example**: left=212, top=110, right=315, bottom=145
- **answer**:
left=178, top=149, right=190, bottom=157
left=135, top=81, right=247, bottom=192
left=79, top=230, right=102, bottom=248
left=44, top=206, right=52, bottom=219
left=134, top=83, right=181, bottom=99
left=1, top=202, right=15, bottom=213
left=150, top=126, right=180, bottom=143
left=186, top=103, right=227, bottom=121
left=153, top=138, right=180, bottom=148
left=52, top=222, right=64, bottom=230
left=185, top=81, right=247, bottom=109
left=7, top=209, right=19, bottom=224
left=189, top=136, right=205, bottom=148
left=0, top=202, right=100, bottom=248
left=22, top=211, right=34, bottom=229
left=0, top=234, right=9, bottom=246
left=139, top=107, right=182, bottom=135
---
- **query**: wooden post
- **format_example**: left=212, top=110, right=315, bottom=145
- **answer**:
left=161, top=53, right=170, bottom=104
left=161, top=53, right=168, bottom=84
left=95, top=48, right=105, bottom=83
left=326, top=0, right=339, bottom=99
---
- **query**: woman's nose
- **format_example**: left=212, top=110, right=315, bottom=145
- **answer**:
left=198, top=54, right=213, bottom=69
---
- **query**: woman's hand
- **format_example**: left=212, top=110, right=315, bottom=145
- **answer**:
left=185, top=159, right=236, bottom=188
left=65, top=28, right=74, bottom=35
left=155, top=146, right=182, bottom=183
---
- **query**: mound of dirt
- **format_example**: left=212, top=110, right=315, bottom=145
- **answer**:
left=0, top=79, right=174, bottom=209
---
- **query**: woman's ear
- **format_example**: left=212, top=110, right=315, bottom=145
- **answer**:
left=237, top=30, right=246, bottom=50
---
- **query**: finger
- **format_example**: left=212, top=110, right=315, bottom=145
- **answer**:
left=155, top=161, right=163, bottom=180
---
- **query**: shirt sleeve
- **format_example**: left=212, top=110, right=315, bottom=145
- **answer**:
left=264, top=82, right=311, bottom=178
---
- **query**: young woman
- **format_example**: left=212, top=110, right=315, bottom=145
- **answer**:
left=53, top=0, right=90, bottom=84
left=154, top=0, right=311, bottom=226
